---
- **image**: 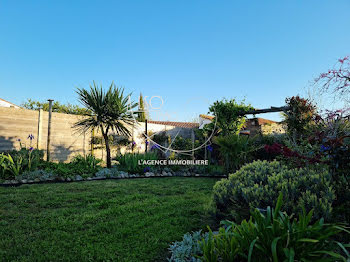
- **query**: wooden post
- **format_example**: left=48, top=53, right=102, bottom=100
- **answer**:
left=37, top=109, right=43, bottom=149
left=46, top=99, right=54, bottom=161
left=191, top=129, right=195, bottom=160
left=145, top=119, right=148, bottom=153
left=204, top=138, right=207, bottom=161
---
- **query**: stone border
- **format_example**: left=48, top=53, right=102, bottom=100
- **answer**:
left=0, top=172, right=227, bottom=187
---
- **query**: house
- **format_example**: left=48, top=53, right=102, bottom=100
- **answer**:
left=147, top=120, right=199, bottom=129
left=243, top=118, right=284, bottom=135
left=145, top=120, right=199, bottom=140
left=199, top=114, right=214, bottom=129
left=199, top=114, right=284, bottom=135
left=0, top=98, right=21, bottom=108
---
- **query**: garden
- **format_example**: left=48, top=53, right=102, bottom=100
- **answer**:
left=1, top=56, right=350, bottom=261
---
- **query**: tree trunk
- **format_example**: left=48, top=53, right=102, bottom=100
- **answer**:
left=101, top=127, right=112, bottom=168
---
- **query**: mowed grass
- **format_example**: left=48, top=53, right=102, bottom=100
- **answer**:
left=0, top=177, right=218, bottom=262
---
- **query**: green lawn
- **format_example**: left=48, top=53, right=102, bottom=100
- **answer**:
left=0, top=177, right=218, bottom=262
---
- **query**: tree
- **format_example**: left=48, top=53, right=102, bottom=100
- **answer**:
left=21, top=99, right=90, bottom=115
left=208, top=98, right=253, bottom=136
left=314, top=56, right=350, bottom=103
left=137, top=93, right=146, bottom=122
left=74, top=82, right=138, bottom=168
left=283, top=96, right=317, bottom=141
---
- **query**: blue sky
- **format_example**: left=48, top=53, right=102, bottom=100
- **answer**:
left=0, top=1, right=349, bottom=121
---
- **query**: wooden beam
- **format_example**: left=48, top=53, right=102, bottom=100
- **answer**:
left=239, top=106, right=291, bottom=116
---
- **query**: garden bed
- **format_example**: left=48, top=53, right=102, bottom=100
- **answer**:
left=0, top=168, right=226, bottom=187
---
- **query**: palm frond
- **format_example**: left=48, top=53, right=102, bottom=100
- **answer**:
left=74, top=81, right=138, bottom=137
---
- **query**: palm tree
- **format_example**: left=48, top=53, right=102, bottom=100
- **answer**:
left=74, top=82, right=138, bottom=168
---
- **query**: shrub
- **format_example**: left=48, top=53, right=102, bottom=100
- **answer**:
left=213, top=160, right=335, bottom=221
left=252, top=133, right=287, bottom=161
left=205, top=165, right=225, bottom=176
left=213, top=135, right=255, bottom=173
left=201, top=193, right=349, bottom=262
left=254, top=133, right=287, bottom=146
left=151, top=131, right=169, bottom=146
left=207, top=98, right=253, bottom=136
left=308, top=113, right=350, bottom=202
left=264, top=142, right=325, bottom=168
left=39, top=155, right=102, bottom=178
left=71, top=154, right=102, bottom=169
left=7, top=148, right=44, bottom=170
left=192, top=165, right=225, bottom=176
left=0, top=154, right=6, bottom=179
left=171, top=137, right=194, bottom=160
left=41, top=162, right=85, bottom=178
left=0, top=148, right=44, bottom=179
left=168, top=230, right=208, bottom=262
left=115, top=152, right=158, bottom=174
left=264, top=111, right=350, bottom=223
left=17, top=170, right=57, bottom=181
left=0, top=153, right=22, bottom=179
left=94, top=167, right=120, bottom=178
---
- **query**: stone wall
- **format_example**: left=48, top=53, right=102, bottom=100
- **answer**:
left=261, top=123, right=285, bottom=135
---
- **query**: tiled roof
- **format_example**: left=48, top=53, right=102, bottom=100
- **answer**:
left=243, top=118, right=278, bottom=128
left=200, top=114, right=277, bottom=126
left=147, top=120, right=199, bottom=129
left=199, top=114, right=215, bottom=120
left=255, top=118, right=278, bottom=125
left=240, top=130, right=251, bottom=135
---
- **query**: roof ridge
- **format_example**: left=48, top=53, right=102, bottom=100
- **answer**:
left=147, top=120, right=199, bottom=128
left=0, top=98, right=20, bottom=108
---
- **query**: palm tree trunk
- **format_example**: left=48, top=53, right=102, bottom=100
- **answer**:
left=104, top=134, right=111, bottom=168
left=101, top=126, right=112, bottom=168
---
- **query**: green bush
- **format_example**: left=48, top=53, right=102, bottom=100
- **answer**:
left=0, top=153, right=22, bottom=179
left=171, top=137, right=194, bottom=160
left=252, top=133, right=287, bottom=161
left=151, top=131, right=169, bottom=146
left=71, top=154, right=102, bottom=169
left=253, top=133, right=287, bottom=146
left=213, top=160, right=335, bottom=221
left=191, top=165, right=225, bottom=176
left=201, top=193, right=349, bottom=262
left=0, top=148, right=44, bottom=179
left=168, top=230, right=208, bottom=262
left=39, top=154, right=102, bottom=178
left=17, top=170, right=57, bottom=181
left=115, top=152, right=158, bottom=174
left=213, top=135, right=255, bottom=173
left=7, top=148, right=44, bottom=170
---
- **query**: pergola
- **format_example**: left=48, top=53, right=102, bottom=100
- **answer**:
left=238, top=106, right=291, bottom=116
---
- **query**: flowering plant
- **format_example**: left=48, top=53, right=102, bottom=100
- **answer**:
left=264, top=143, right=324, bottom=168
